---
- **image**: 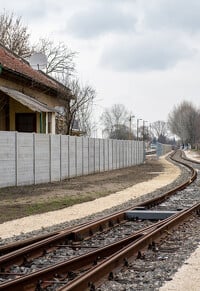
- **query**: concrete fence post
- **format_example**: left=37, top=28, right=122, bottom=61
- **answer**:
left=107, top=139, right=109, bottom=171
left=112, top=139, right=114, bottom=170
left=99, top=138, right=101, bottom=172
left=49, top=134, right=52, bottom=182
left=15, top=131, right=18, bottom=186
left=88, top=137, right=90, bottom=174
left=75, top=136, right=77, bottom=176
left=135, top=141, right=137, bottom=165
left=94, top=138, right=95, bottom=173
left=81, top=137, right=84, bottom=175
left=68, top=136, right=70, bottom=178
left=33, top=133, right=36, bottom=184
left=103, top=139, right=105, bottom=172
left=60, top=134, right=62, bottom=181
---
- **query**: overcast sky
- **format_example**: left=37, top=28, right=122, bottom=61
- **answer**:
left=1, top=0, right=200, bottom=131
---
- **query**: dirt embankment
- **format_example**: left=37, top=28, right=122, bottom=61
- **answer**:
left=0, top=159, right=164, bottom=223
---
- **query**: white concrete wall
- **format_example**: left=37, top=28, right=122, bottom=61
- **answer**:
left=35, top=134, right=50, bottom=184
left=157, top=143, right=172, bottom=157
left=0, top=131, right=145, bottom=188
left=17, top=132, right=34, bottom=185
left=61, top=135, right=69, bottom=179
left=0, top=131, right=16, bottom=187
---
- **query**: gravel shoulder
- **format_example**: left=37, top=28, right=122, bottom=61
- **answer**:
left=0, top=151, right=199, bottom=290
left=159, top=150, right=200, bottom=291
left=0, top=157, right=164, bottom=223
left=160, top=246, right=200, bottom=291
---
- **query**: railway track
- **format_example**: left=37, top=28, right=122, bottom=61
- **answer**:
left=0, top=150, right=199, bottom=290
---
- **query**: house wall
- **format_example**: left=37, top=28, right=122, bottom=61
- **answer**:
left=9, top=98, right=47, bottom=133
left=0, top=78, right=65, bottom=108
left=0, top=131, right=146, bottom=188
left=0, top=78, right=60, bottom=134
left=0, top=107, right=6, bottom=130
left=0, top=95, right=56, bottom=134
left=0, top=91, right=8, bottom=130
left=9, top=98, right=33, bottom=130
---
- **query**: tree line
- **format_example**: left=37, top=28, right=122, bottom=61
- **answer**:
left=100, top=103, right=170, bottom=144
left=100, top=100, right=200, bottom=149
left=0, top=10, right=96, bottom=136
left=1, top=11, right=199, bottom=146
left=168, top=100, right=200, bottom=149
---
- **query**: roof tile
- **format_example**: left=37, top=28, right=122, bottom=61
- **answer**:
left=0, top=45, right=65, bottom=92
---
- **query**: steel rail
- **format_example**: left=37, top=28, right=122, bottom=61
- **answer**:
left=0, top=203, right=199, bottom=291
left=0, top=150, right=196, bottom=272
left=0, top=211, right=130, bottom=271
left=0, top=210, right=187, bottom=290
left=59, top=202, right=200, bottom=291
left=0, top=231, right=60, bottom=256
left=0, top=150, right=179, bottom=256
left=181, top=151, right=200, bottom=165
left=0, top=150, right=189, bottom=260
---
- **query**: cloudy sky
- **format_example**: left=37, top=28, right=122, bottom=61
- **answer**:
left=1, top=0, right=200, bottom=131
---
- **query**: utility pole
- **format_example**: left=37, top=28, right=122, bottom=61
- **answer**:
left=129, top=115, right=135, bottom=140
left=143, top=120, right=148, bottom=141
left=137, top=118, right=142, bottom=141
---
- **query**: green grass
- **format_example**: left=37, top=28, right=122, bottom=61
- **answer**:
left=0, top=190, right=114, bottom=223
left=26, top=191, right=113, bottom=215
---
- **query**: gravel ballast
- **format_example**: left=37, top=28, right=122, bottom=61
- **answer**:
left=0, top=155, right=181, bottom=239
left=0, top=151, right=199, bottom=290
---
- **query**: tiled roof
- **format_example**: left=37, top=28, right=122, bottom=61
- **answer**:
left=0, top=44, right=68, bottom=94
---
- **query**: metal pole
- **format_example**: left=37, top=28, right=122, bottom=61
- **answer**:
left=143, top=120, right=148, bottom=141
left=143, top=120, right=145, bottom=141
left=137, top=119, right=142, bottom=141
left=129, top=117, right=131, bottom=140
left=129, top=115, right=135, bottom=140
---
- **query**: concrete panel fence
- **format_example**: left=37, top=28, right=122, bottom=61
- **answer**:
left=156, top=142, right=173, bottom=157
left=0, top=131, right=145, bottom=188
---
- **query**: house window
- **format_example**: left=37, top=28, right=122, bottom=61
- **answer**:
left=15, top=113, right=36, bottom=132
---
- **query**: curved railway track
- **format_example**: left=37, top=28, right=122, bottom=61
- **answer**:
left=0, top=150, right=199, bottom=290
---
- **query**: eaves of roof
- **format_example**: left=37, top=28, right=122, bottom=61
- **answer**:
left=0, top=85, right=57, bottom=113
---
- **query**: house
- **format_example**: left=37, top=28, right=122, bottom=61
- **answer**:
left=0, top=44, right=74, bottom=134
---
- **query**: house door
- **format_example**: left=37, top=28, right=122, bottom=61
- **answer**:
left=15, top=113, right=36, bottom=132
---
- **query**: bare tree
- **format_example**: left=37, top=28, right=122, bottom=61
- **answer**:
left=0, top=12, right=76, bottom=76
left=109, top=124, right=131, bottom=140
left=0, top=10, right=31, bottom=57
left=32, top=40, right=96, bottom=136
left=56, top=78, right=96, bottom=136
left=151, top=120, right=168, bottom=143
left=33, top=38, right=76, bottom=77
left=100, top=104, right=131, bottom=139
left=168, top=101, right=199, bottom=147
left=0, top=10, right=96, bottom=135
left=195, top=110, right=200, bottom=149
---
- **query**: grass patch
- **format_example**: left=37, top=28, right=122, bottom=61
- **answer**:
left=26, top=191, right=113, bottom=215
left=0, top=190, right=113, bottom=223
